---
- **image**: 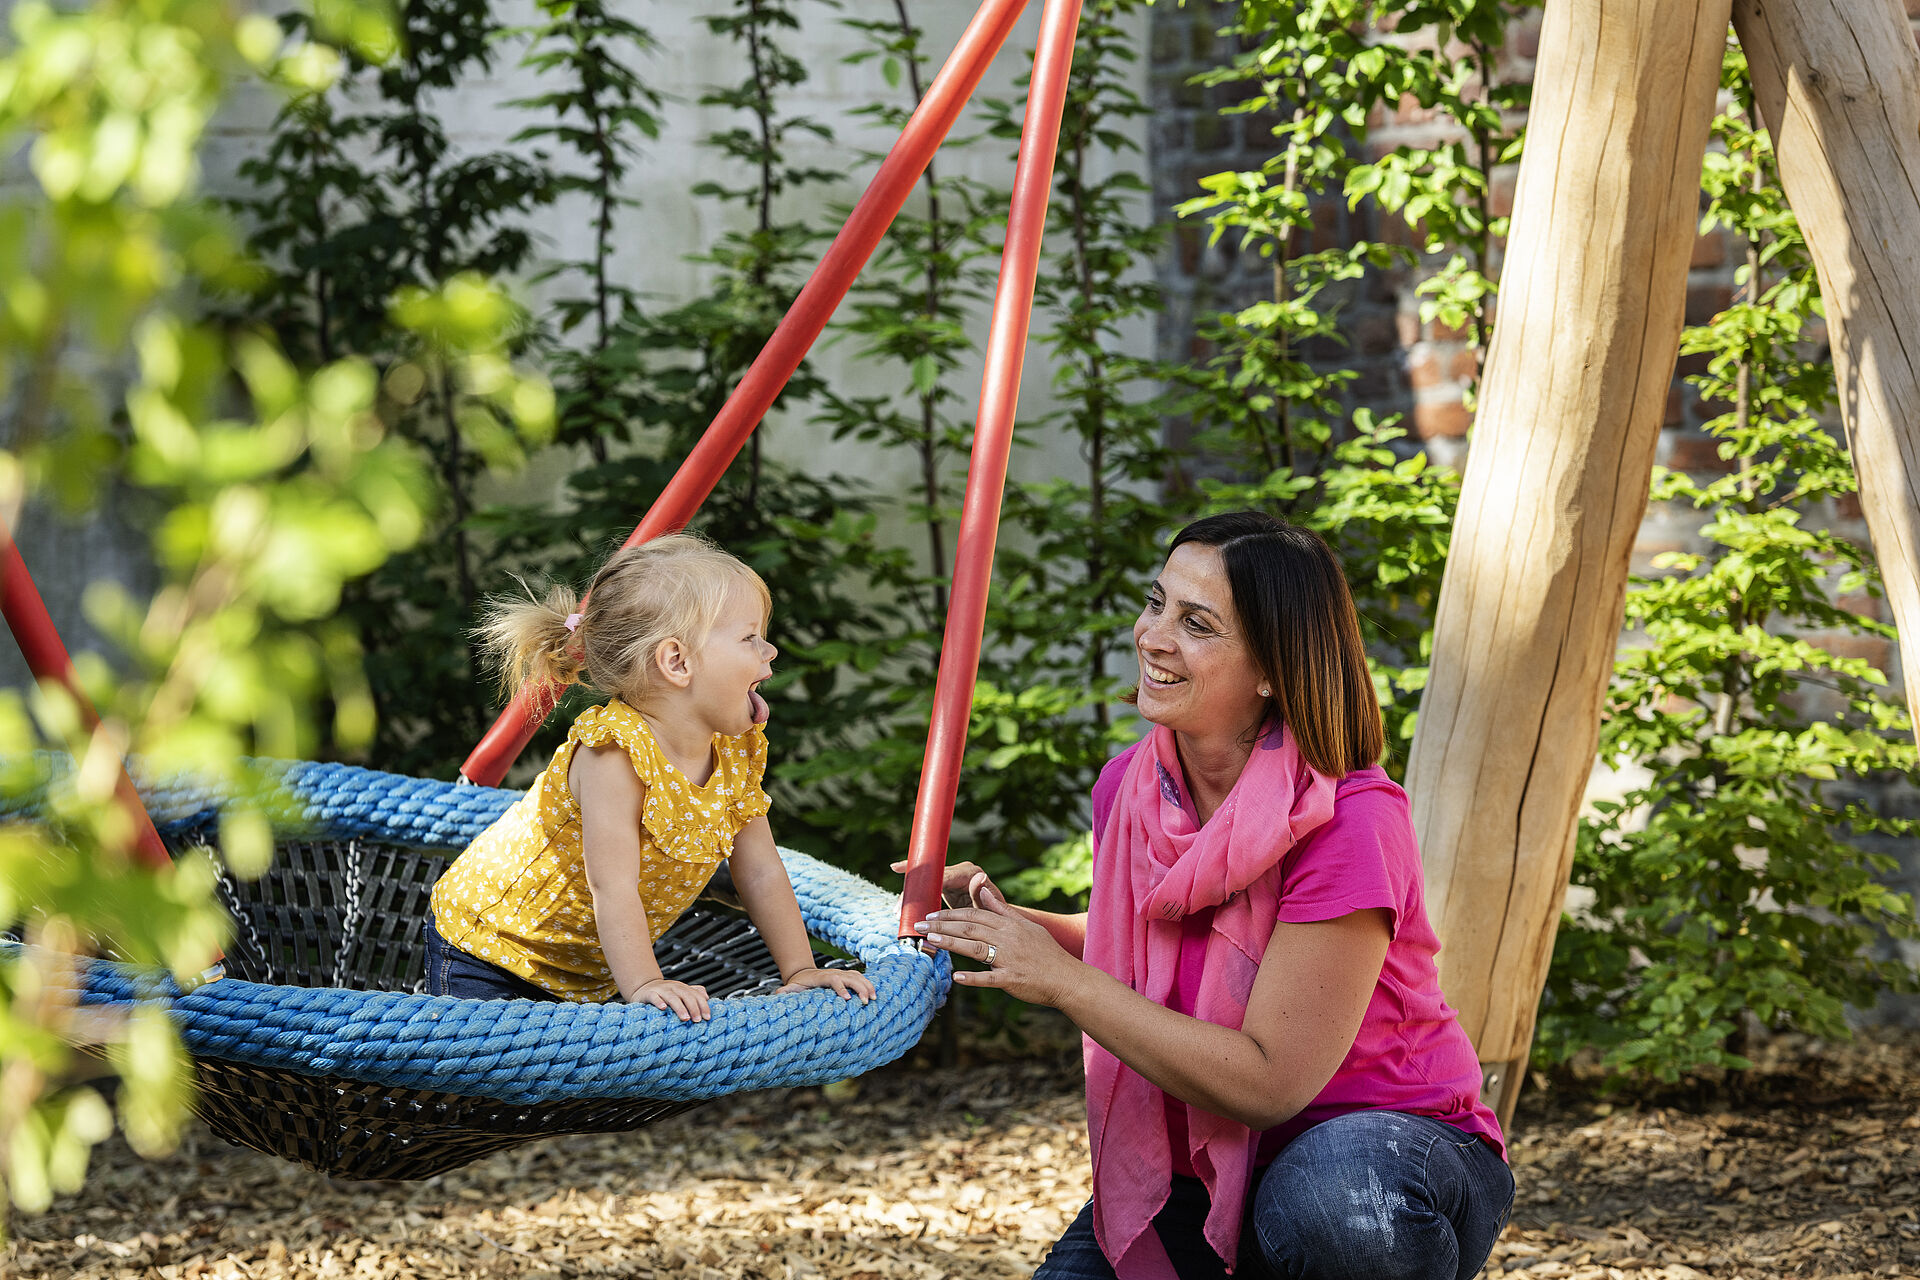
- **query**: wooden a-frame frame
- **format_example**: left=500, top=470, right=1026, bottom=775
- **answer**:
left=1409, top=0, right=1920, bottom=1124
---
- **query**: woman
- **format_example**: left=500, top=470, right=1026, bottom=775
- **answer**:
left=910, top=511, right=1513, bottom=1280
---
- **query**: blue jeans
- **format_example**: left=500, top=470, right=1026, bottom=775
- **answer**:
left=423, top=921, right=561, bottom=1001
left=1034, top=1112, right=1514, bottom=1280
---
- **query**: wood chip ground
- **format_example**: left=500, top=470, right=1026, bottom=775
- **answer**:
left=7, top=1027, right=1918, bottom=1279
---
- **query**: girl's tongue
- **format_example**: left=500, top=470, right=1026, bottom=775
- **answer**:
left=749, top=688, right=770, bottom=725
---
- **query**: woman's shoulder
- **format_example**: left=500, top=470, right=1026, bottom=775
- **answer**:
left=1332, top=764, right=1408, bottom=809
left=1295, top=764, right=1416, bottom=867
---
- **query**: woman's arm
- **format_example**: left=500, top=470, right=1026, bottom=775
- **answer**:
left=917, top=887, right=1388, bottom=1131
left=573, top=743, right=708, bottom=1019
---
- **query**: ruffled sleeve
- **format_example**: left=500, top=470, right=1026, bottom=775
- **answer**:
left=726, top=724, right=772, bottom=826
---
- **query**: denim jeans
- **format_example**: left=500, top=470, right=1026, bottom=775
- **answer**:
left=423, top=920, right=562, bottom=1001
left=1033, top=1111, right=1514, bottom=1280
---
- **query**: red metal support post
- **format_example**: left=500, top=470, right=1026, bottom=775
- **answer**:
left=0, top=533, right=171, bottom=870
left=460, top=0, right=1035, bottom=787
left=895, top=0, right=1084, bottom=938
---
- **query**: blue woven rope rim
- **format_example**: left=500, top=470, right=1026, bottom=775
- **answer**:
left=18, top=757, right=951, bottom=1103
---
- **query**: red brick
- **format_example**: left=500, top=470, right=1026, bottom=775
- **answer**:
left=1395, top=94, right=1437, bottom=127
left=1837, top=493, right=1864, bottom=520
left=1414, top=399, right=1473, bottom=439
left=1396, top=311, right=1421, bottom=347
left=1513, top=13, right=1542, bottom=59
left=1664, top=385, right=1686, bottom=428
left=1447, top=346, right=1481, bottom=382
left=1696, top=388, right=1736, bottom=421
left=1907, top=0, right=1920, bottom=18
left=1407, top=348, right=1444, bottom=390
left=1687, top=282, right=1734, bottom=326
left=1376, top=214, right=1418, bottom=249
left=1656, top=692, right=1697, bottom=718
left=1175, top=226, right=1203, bottom=276
left=1837, top=591, right=1885, bottom=622
left=1427, top=314, right=1476, bottom=343
left=1309, top=201, right=1341, bottom=253
left=1489, top=167, right=1518, bottom=219
left=1813, top=633, right=1892, bottom=672
left=1664, top=435, right=1736, bottom=473
left=1690, top=231, right=1725, bottom=270
left=1353, top=313, right=1398, bottom=357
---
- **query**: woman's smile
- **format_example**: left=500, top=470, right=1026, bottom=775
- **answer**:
left=1132, top=542, right=1266, bottom=740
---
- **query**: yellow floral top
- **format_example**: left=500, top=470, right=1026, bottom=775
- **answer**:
left=430, top=699, right=771, bottom=1002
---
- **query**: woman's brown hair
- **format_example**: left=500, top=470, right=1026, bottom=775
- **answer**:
left=1166, top=511, right=1384, bottom=777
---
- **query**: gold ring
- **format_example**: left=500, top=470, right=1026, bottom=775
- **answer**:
left=985, top=944, right=998, bottom=966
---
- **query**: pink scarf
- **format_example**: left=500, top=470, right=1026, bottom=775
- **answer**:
left=1083, top=722, right=1337, bottom=1278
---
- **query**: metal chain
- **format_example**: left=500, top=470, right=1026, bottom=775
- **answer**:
left=214, top=844, right=268, bottom=980
left=335, top=838, right=365, bottom=989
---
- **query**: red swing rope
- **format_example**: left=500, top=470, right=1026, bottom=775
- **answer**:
left=0, top=525, right=171, bottom=870
left=458, top=0, right=1037, bottom=788
left=894, top=0, right=1082, bottom=938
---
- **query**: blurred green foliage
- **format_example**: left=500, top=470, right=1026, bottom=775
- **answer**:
left=0, top=0, right=548, bottom=1221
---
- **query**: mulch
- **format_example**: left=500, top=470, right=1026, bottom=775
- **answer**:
left=6, top=1021, right=1917, bottom=1279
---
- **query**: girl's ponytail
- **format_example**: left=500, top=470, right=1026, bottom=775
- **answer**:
left=475, top=581, right=587, bottom=700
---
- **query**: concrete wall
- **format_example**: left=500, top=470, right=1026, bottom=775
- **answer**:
left=202, top=0, right=1153, bottom=548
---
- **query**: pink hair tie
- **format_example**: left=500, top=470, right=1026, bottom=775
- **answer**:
left=563, top=612, right=583, bottom=633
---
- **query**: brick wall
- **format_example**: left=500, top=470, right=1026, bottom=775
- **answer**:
left=1144, top=2, right=1920, bottom=1024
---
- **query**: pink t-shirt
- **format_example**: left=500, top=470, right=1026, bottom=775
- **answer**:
left=1090, top=743, right=1505, bottom=1172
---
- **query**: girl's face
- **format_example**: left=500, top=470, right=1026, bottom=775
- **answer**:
left=1132, top=542, right=1268, bottom=741
left=688, top=575, right=777, bottom=736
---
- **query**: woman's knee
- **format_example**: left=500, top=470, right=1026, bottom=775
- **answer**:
left=1249, top=1113, right=1463, bottom=1280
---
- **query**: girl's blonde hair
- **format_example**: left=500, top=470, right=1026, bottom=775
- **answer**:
left=477, top=534, right=770, bottom=706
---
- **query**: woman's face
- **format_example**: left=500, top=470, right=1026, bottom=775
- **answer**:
left=1132, top=542, right=1269, bottom=740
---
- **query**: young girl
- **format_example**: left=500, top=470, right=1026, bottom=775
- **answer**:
left=426, top=534, right=876, bottom=1019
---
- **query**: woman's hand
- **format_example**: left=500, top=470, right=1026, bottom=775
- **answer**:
left=889, top=858, right=1003, bottom=910
left=632, top=977, right=710, bottom=1022
left=776, top=966, right=876, bottom=1003
left=912, top=880, right=1081, bottom=1006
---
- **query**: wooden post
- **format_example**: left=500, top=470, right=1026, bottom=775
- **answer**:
left=1731, top=0, right=1920, bottom=743
left=1403, top=0, right=1731, bottom=1123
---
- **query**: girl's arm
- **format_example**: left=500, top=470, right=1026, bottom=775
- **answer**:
left=917, top=885, right=1388, bottom=1131
left=731, top=816, right=875, bottom=1002
left=573, top=742, right=709, bottom=1020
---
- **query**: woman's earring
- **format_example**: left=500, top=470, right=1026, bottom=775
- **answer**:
left=1259, top=686, right=1270, bottom=697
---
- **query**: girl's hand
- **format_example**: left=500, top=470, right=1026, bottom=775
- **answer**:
left=913, top=880, right=1079, bottom=1007
left=776, top=966, right=876, bottom=1004
left=632, top=978, right=710, bottom=1022
left=889, top=858, right=1003, bottom=910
